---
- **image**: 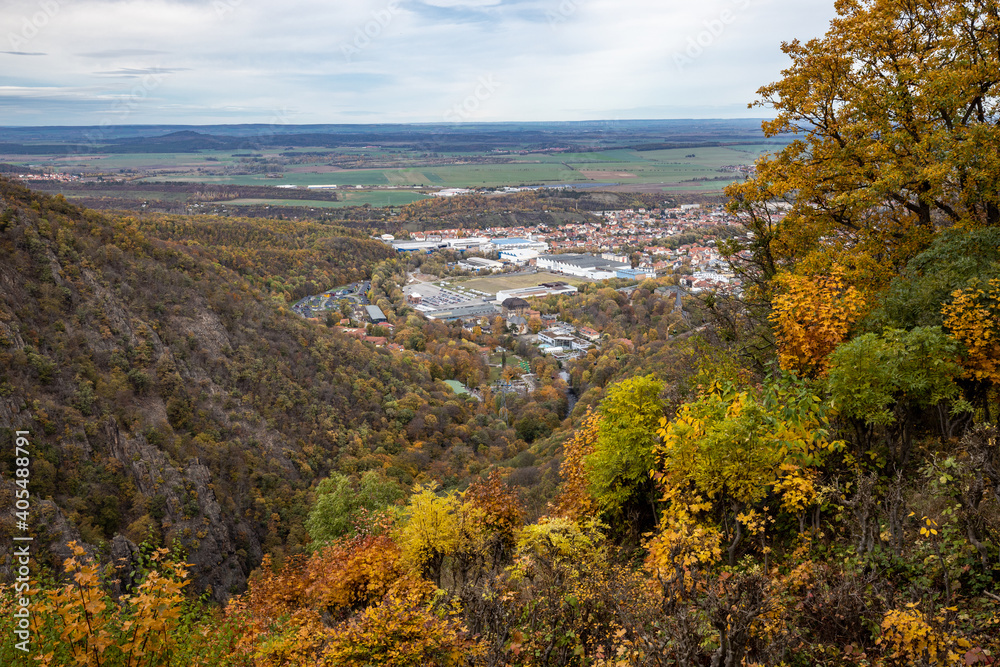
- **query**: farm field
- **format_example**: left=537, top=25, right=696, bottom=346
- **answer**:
left=1, top=121, right=792, bottom=206
left=130, top=145, right=770, bottom=190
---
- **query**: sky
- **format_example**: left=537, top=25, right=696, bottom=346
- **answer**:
left=0, top=0, right=839, bottom=126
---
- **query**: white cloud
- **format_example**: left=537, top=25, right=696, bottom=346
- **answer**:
left=420, top=0, right=503, bottom=6
left=0, top=0, right=839, bottom=124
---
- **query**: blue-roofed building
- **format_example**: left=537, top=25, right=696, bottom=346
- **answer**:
left=616, top=267, right=655, bottom=281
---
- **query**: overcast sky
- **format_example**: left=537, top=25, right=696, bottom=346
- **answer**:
left=0, top=0, right=838, bottom=126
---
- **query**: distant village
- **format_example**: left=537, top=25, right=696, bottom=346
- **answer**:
left=8, top=172, right=80, bottom=183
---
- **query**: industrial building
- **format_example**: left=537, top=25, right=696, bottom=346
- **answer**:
left=498, top=248, right=541, bottom=265
left=488, top=238, right=549, bottom=253
left=535, top=253, right=629, bottom=280
left=423, top=302, right=499, bottom=321
left=495, top=282, right=578, bottom=303
left=616, top=267, right=656, bottom=281
left=446, top=237, right=491, bottom=252
left=458, top=257, right=504, bottom=272
left=390, top=240, right=447, bottom=253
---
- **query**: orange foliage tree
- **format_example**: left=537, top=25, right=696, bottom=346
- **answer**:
left=28, top=542, right=199, bottom=667
left=770, top=266, right=867, bottom=377
left=943, top=277, right=1000, bottom=385
left=227, top=532, right=482, bottom=666
left=463, top=470, right=526, bottom=568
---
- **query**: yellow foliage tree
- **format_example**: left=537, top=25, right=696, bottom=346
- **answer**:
left=644, top=487, right=723, bottom=585
left=879, top=603, right=984, bottom=667
left=942, top=277, right=1000, bottom=384
left=551, top=408, right=602, bottom=520
left=321, top=576, right=482, bottom=667
left=394, top=483, right=463, bottom=585
left=726, top=0, right=1000, bottom=292
left=770, top=266, right=867, bottom=377
left=653, top=377, right=837, bottom=565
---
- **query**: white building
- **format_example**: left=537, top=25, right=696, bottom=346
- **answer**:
left=692, top=270, right=731, bottom=284
left=458, top=257, right=504, bottom=272
left=538, top=327, right=577, bottom=348
left=536, top=253, right=629, bottom=280
left=432, top=188, right=473, bottom=197
left=446, top=237, right=491, bottom=251
left=499, top=248, right=541, bottom=265
left=488, top=238, right=549, bottom=253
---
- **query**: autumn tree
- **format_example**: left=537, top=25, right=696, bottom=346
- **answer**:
left=654, top=376, right=838, bottom=565
left=306, top=471, right=405, bottom=545
left=503, top=518, right=627, bottom=666
left=228, top=532, right=482, bottom=666
left=394, top=484, right=463, bottom=586
left=551, top=408, right=602, bottom=520
left=726, top=0, right=1000, bottom=288
left=27, top=542, right=202, bottom=667
left=586, top=374, right=665, bottom=537
left=943, top=277, right=1000, bottom=386
left=770, top=266, right=867, bottom=377
left=462, top=470, right=526, bottom=570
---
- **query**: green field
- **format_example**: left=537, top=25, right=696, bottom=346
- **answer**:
left=4, top=131, right=790, bottom=202
left=147, top=169, right=393, bottom=187
left=448, top=272, right=589, bottom=296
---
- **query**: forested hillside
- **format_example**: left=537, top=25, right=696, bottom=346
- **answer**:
left=133, top=214, right=396, bottom=302
left=0, top=177, right=526, bottom=603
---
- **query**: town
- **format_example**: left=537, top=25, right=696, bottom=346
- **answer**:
left=393, top=202, right=764, bottom=292
left=291, top=201, right=762, bottom=366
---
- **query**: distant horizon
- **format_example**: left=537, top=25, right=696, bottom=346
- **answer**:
left=0, top=118, right=777, bottom=130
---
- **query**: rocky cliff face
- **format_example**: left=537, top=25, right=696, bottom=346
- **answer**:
left=102, top=418, right=264, bottom=599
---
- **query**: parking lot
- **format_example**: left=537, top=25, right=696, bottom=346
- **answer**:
left=403, top=282, right=488, bottom=311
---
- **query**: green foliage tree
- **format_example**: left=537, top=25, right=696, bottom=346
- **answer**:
left=306, top=471, right=405, bottom=545
left=828, top=327, right=971, bottom=460
left=829, top=327, right=968, bottom=427
left=865, top=228, right=1000, bottom=331
left=586, top=374, right=665, bottom=534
